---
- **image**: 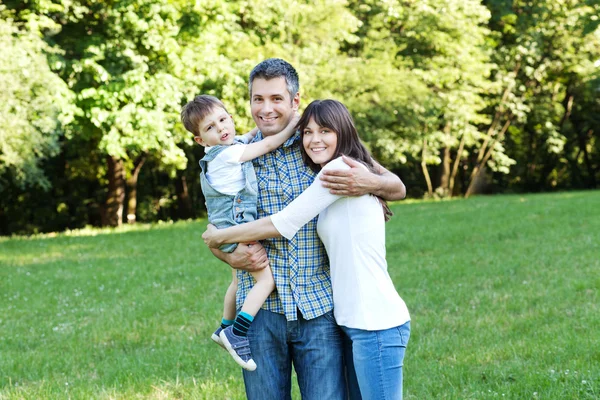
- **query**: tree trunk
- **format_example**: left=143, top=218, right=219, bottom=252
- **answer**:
left=421, top=138, right=433, bottom=196
left=578, top=129, right=597, bottom=188
left=175, top=173, right=193, bottom=219
left=437, top=123, right=452, bottom=196
left=466, top=120, right=512, bottom=197
left=126, top=154, right=146, bottom=224
left=439, top=145, right=451, bottom=193
left=104, top=155, right=126, bottom=227
left=476, top=63, right=520, bottom=165
left=449, top=133, right=466, bottom=196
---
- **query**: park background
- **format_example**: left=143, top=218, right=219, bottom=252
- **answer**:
left=1, top=0, right=599, bottom=234
left=1, top=0, right=599, bottom=399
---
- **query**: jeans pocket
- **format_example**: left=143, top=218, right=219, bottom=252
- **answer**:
left=322, top=310, right=338, bottom=325
left=396, top=321, right=411, bottom=347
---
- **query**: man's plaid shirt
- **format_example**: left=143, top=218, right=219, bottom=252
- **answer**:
left=235, top=130, right=334, bottom=321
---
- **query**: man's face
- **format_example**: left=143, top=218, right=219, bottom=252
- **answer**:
left=250, top=77, right=299, bottom=137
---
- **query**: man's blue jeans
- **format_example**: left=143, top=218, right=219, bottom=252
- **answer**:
left=243, top=309, right=346, bottom=399
left=342, top=321, right=411, bottom=400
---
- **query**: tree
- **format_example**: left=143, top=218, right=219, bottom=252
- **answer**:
left=483, top=0, right=600, bottom=192
left=0, top=10, right=74, bottom=191
left=344, top=0, right=496, bottom=197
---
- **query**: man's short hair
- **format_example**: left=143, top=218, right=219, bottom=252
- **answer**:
left=248, top=58, right=299, bottom=101
left=180, top=95, right=228, bottom=137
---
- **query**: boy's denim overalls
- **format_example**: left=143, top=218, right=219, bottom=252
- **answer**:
left=199, top=142, right=258, bottom=253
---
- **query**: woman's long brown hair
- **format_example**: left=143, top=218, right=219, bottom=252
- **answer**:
left=297, top=99, right=393, bottom=221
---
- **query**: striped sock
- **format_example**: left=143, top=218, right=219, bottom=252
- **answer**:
left=232, top=312, right=254, bottom=337
left=221, top=318, right=234, bottom=330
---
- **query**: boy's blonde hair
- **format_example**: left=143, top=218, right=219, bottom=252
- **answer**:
left=181, top=95, right=228, bottom=137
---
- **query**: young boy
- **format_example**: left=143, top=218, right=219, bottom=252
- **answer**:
left=180, top=95, right=298, bottom=371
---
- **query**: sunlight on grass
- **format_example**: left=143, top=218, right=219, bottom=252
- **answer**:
left=1, top=191, right=599, bottom=399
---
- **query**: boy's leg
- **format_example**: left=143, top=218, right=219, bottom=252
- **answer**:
left=292, top=311, right=347, bottom=400
left=212, top=270, right=238, bottom=347
left=223, top=270, right=238, bottom=321
left=219, top=266, right=275, bottom=370
left=241, top=265, right=275, bottom=316
left=227, top=265, right=274, bottom=336
left=243, top=309, right=292, bottom=400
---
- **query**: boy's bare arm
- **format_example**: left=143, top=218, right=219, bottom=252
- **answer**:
left=238, top=113, right=300, bottom=162
left=239, top=127, right=259, bottom=143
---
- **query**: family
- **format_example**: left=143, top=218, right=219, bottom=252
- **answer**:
left=181, top=58, right=411, bottom=399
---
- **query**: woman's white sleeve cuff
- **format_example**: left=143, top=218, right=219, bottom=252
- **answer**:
left=270, top=213, right=299, bottom=240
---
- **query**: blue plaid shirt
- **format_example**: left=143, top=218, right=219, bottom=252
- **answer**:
left=235, top=131, right=333, bottom=321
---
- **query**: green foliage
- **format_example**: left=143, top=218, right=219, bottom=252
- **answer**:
left=488, top=0, right=600, bottom=191
left=0, top=10, right=75, bottom=190
left=46, top=0, right=189, bottom=173
left=1, top=0, right=599, bottom=233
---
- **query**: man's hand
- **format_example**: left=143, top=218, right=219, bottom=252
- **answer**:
left=210, top=242, right=269, bottom=272
left=319, top=155, right=376, bottom=196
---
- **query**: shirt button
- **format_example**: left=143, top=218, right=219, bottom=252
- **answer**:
left=237, top=198, right=242, bottom=203
left=236, top=207, right=240, bottom=211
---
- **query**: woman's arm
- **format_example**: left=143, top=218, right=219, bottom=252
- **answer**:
left=203, top=217, right=281, bottom=248
left=202, top=157, right=348, bottom=247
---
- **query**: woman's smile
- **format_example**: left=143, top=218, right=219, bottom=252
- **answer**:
left=303, top=117, right=338, bottom=167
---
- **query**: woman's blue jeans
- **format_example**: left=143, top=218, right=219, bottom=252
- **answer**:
left=342, top=321, right=411, bottom=400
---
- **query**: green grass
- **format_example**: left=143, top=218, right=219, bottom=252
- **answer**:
left=1, top=191, right=599, bottom=399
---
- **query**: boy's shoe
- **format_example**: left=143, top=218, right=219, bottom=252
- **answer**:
left=211, top=327, right=225, bottom=349
left=219, top=326, right=257, bottom=371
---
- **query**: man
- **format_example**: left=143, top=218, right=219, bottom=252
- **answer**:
left=209, top=58, right=406, bottom=399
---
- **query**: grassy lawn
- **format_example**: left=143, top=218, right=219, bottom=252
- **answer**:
left=1, top=191, right=599, bottom=399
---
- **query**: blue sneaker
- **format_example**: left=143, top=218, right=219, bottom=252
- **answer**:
left=219, top=326, right=257, bottom=371
left=211, top=327, right=225, bottom=349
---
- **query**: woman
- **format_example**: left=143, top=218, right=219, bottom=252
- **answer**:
left=203, top=99, right=411, bottom=399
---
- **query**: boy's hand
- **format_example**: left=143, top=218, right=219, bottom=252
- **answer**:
left=202, top=224, right=221, bottom=248
left=245, top=127, right=259, bottom=140
left=288, top=111, right=301, bottom=129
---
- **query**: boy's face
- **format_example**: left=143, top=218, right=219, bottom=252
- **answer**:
left=250, top=77, right=299, bottom=137
left=193, top=107, right=236, bottom=147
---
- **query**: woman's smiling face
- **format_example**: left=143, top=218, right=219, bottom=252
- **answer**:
left=302, top=117, right=338, bottom=168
